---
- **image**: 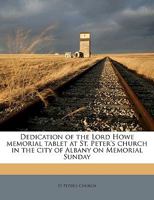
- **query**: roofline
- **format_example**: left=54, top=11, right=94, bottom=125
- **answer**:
left=80, top=32, right=91, bottom=34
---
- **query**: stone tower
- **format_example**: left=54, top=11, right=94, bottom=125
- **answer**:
left=80, top=32, right=91, bottom=58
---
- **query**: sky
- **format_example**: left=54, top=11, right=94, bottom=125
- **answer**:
left=0, top=0, right=154, bottom=53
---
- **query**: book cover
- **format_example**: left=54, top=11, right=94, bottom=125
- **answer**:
left=0, top=0, right=154, bottom=199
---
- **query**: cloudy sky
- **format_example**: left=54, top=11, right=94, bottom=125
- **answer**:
left=0, top=0, right=154, bottom=53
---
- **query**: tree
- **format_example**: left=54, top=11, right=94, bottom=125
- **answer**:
left=6, top=25, right=55, bottom=53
